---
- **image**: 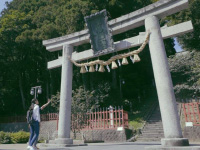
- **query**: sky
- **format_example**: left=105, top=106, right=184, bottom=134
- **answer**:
left=0, top=0, right=183, bottom=52
left=0, top=0, right=12, bottom=13
left=174, top=38, right=183, bottom=52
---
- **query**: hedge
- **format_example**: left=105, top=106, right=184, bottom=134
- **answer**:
left=0, top=131, right=30, bottom=144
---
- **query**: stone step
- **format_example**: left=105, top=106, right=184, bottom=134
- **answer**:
left=139, top=135, right=164, bottom=139
left=142, top=129, right=163, bottom=132
left=140, top=132, right=164, bottom=135
left=144, top=125, right=163, bottom=128
left=147, top=120, right=162, bottom=124
left=142, top=130, right=164, bottom=134
left=147, top=119, right=162, bottom=122
left=144, top=126, right=163, bottom=129
left=141, top=134, right=164, bottom=137
left=145, top=123, right=163, bottom=126
left=140, top=133, right=164, bottom=137
left=137, top=137, right=161, bottom=142
left=144, top=127, right=163, bottom=129
left=142, top=130, right=164, bottom=133
left=142, top=128, right=163, bottom=131
left=145, top=122, right=163, bottom=125
left=142, top=130, right=163, bottom=133
left=136, top=105, right=164, bottom=142
left=146, top=121, right=162, bottom=123
left=143, top=126, right=163, bottom=128
left=143, top=126, right=163, bottom=129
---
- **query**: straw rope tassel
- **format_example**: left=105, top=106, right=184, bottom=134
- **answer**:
left=89, top=65, right=95, bottom=72
left=112, top=61, right=118, bottom=69
left=122, top=57, right=128, bottom=65
left=133, top=54, right=141, bottom=62
left=80, top=66, right=86, bottom=73
left=98, top=65, right=105, bottom=72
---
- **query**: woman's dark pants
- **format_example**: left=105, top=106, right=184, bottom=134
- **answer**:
left=29, top=121, right=40, bottom=146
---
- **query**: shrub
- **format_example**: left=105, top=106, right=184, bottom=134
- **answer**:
left=0, top=131, right=12, bottom=144
left=10, top=131, right=30, bottom=143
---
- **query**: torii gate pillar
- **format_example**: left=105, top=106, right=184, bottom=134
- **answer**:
left=145, top=16, right=189, bottom=146
left=55, top=44, right=73, bottom=145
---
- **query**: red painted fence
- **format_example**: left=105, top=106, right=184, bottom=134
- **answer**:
left=182, top=102, right=200, bottom=126
left=71, top=108, right=129, bottom=130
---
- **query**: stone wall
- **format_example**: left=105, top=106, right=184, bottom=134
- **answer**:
left=39, top=120, right=57, bottom=140
left=1, top=120, right=200, bottom=143
left=51, top=128, right=132, bottom=143
left=81, top=129, right=132, bottom=143
left=183, top=126, right=200, bottom=142
left=39, top=120, right=133, bottom=143
left=0, top=121, right=57, bottom=141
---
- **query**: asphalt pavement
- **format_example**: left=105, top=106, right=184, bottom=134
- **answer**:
left=1, top=142, right=200, bottom=150
left=0, top=142, right=161, bottom=150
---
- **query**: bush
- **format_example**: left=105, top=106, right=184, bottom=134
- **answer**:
left=0, top=131, right=30, bottom=144
left=10, top=131, right=30, bottom=143
left=0, top=131, right=12, bottom=144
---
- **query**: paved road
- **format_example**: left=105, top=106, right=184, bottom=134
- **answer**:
left=1, top=142, right=200, bottom=150
left=0, top=142, right=161, bottom=150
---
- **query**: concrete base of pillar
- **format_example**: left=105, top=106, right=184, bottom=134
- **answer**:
left=145, top=145, right=200, bottom=150
left=161, top=138, right=189, bottom=146
left=55, top=138, right=73, bottom=144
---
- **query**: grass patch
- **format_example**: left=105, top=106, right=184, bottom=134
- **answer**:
left=128, top=98, right=157, bottom=130
left=129, top=117, right=144, bottom=130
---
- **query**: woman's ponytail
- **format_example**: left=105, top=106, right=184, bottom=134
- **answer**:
left=29, top=99, right=37, bottom=110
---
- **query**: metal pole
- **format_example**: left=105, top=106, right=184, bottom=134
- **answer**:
left=34, top=88, right=37, bottom=99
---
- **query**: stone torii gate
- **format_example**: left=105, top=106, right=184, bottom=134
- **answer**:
left=42, top=0, right=199, bottom=149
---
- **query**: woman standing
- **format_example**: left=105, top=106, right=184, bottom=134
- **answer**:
left=27, top=99, right=51, bottom=150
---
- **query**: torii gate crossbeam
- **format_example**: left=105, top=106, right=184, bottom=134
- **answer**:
left=47, top=21, right=193, bottom=69
left=43, top=0, right=188, bottom=52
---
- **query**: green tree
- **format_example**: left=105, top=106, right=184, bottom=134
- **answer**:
left=159, top=0, right=200, bottom=51
left=0, top=0, right=175, bottom=116
left=169, top=51, right=200, bottom=100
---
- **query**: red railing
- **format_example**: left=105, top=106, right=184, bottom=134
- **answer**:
left=40, top=113, right=58, bottom=121
left=71, top=108, right=129, bottom=130
left=0, top=113, right=58, bottom=124
left=182, top=102, right=200, bottom=126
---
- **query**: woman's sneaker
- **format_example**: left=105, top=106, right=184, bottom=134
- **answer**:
left=33, top=145, right=39, bottom=149
left=28, top=146, right=35, bottom=150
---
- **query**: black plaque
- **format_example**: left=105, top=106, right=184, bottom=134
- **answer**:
left=85, top=10, right=114, bottom=55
